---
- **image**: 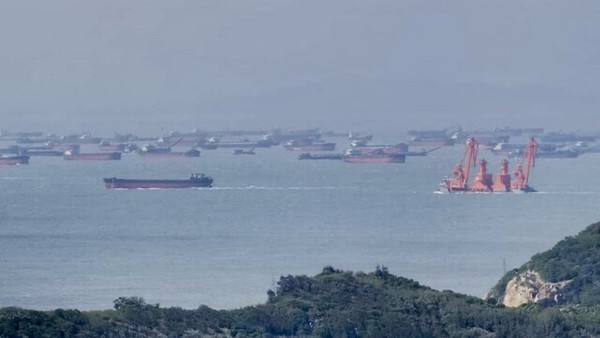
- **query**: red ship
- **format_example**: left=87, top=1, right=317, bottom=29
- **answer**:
left=440, top=137, right=538, bottom=193
left=104, top=173, right=213, bottom=189
left=0, top=155, right=30, bottom=165
left=63, top=151, right=122, bottom=160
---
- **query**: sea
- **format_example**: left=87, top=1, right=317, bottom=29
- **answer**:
left=1, top=135, right=600, bottom=311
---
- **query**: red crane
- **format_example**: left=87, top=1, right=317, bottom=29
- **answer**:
left=443, top=137, right=478, bottom=192
left=511, top=137, right=538, bottom=192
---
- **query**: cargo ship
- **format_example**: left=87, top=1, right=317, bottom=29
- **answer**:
left=0, top=130, right=43, bottom=140
left=233, top=148, right=256, bottom=155
left=0, top=155, right=30, bottom=165
left=46, top=143, right=80, bottom=153
left=342, top=149, right=406, bottom=163
left=98, top=141, right=128, bottom=152
left=137, top=147, right=200, bottom=158
left=2, top=144, right=79, bottom=156
left=541, top=132, right=596, bottom=143
left=284, top=139, right=336, bottom=151
left=104, top=173, right=213, bottom=189
left=509, top=148, right=580, bottom=159
left=156, top=137, right=199, bottom=148
left=200, top=137, right=273, bottom=149
left=57, top=133, right=102, bottom=144
left=0, top=145, right=21, bottom=155
left=407, top=130, right=455, bottom=147
left=23, top=149, right=65, bottom=157
left=350, top=142, right=408, bottom=155
left=64, top=151, right=122, bottom=160
left=298, top=153, right=343, bottom=160
left=408, top=136, right=455, bottom=147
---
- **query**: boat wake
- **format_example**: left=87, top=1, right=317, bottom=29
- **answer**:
left=434, top=190, right=597, bottom=195
left=212, top=186, right=359, bottom=191
left=531, top=191, right=596, bottom=195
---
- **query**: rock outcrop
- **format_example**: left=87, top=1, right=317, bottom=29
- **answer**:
left=501, top=270, right=572, bottom=307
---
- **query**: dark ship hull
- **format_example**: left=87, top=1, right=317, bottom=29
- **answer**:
left=342, top=154, right=406, bottom=163
left=104, top=174, right=213, bottom=189
left=64, top=152, right=122, bottom=160
left=284, top=143, right=336, bottom=151
left=137, top=150, right=200, bottom=158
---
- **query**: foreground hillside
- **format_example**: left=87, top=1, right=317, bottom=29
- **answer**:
left=487, top=221, right=600, bottom=308
left=3, top=265, right=600, bottom=337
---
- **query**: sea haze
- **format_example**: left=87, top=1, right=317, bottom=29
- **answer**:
left=1, top=139, right=600, bottom=310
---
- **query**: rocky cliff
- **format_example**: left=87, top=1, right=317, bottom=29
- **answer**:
left=487, top=221, right=600, bottom=307
left=499, top=270, right=572, bottom=307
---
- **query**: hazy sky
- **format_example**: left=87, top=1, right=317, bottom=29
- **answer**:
left=1, top=1, right=599, bottom=135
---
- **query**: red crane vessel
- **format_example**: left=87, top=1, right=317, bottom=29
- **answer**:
left=440, top=137, right=538, bottom=193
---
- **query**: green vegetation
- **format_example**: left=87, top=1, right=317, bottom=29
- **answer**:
left=5, top=221, right=600, bottom=337
left=3, top=265, right=600, bottom=337
left=489, top=221, right=600, bottom=305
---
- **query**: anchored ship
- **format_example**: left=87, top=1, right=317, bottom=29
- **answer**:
left=136, top=138, right=201, bottom=158
left=233, top=148, right=256, bottom=155
left=98, top=141, right=128, bottom=152
left=342, top=149, right=406, bottom=163
left=137, top=145, right=200, bottom=158
left=138, top=148, right=200, bottom=158
left=0, top=155, right=30, bottom=165
left=407, top=130, right=455, bottom=147
left=284, top=139, right=336, bottom=151
left=298, top=153, right=343, bottom=160
left=104, top=173, right=213, bottom=189
left=64, top=151, right=122, bottom=160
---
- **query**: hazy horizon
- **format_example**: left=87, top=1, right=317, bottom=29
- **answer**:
left=1, top=1, right=599, bottom=135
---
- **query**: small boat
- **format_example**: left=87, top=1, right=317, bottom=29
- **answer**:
left=104, top=173, right=213, bottom=189
left=64, top=151, right=122, bottom=160
left=0, top=155, right=30, bottom=165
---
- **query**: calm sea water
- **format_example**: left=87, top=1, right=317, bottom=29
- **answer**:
left=2, top=138, right=600, bottom=310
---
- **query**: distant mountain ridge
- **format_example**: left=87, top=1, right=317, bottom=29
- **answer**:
left=205, top=75, right=599, bottom=132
